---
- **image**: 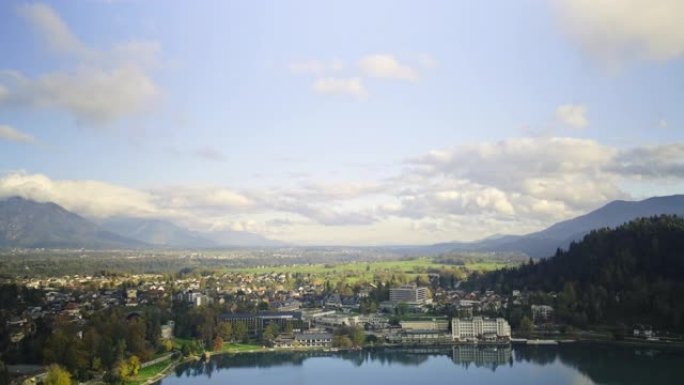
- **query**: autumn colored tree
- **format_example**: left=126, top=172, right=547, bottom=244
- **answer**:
left=161, top=339, right=174, bottom=352
left=212, top=336, right=224, bottom=351
left=44, top=364, right=72, bottom=385
left=127, top=356, right=141, bottom=377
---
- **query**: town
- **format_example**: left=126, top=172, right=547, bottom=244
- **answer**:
left=0, top=263, right=527, bottom=384
left=2, top=256, right=666, bottom=385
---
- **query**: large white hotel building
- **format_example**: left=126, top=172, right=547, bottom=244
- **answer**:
left=451, top=317, right=511, bottom=341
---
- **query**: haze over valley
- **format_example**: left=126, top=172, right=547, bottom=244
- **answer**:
left=2, top=195, right=684, bottom=259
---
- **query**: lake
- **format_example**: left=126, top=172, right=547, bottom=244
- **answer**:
left=156, top=343, right=684, bottom=385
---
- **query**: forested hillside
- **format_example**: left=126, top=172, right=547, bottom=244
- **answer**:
left=470, top=215, right=684, bottom=330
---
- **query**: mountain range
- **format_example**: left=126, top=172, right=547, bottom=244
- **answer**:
left=1, top=194, right=683, bottom=252
left=420, top=194, right=684, bottom=258
left=97, top=217, right=215, bottom=248
left=0, top=197, right=144, bottom=249
left=0, top=197, right=284, bottom=249
left=97, top=216, right=286, bottom=248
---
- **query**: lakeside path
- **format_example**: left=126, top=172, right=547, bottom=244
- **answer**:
left=127, top=358, right=181, bottom=385
left=128, top=344, right=343, bottom=385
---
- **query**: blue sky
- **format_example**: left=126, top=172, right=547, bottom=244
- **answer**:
left=1, top=0, right=684, bottom=245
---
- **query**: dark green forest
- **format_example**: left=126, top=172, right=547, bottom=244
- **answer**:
left=469, top=215, right=684, bottom=331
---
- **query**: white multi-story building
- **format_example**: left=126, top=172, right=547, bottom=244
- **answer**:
left=390, top=285, right=431, bottom=304
left=451, top=317, right=511, bottom=341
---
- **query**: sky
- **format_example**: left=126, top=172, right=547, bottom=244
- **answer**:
left=1, top=0, right=684, bottom=245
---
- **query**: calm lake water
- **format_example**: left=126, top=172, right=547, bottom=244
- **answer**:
left=157, top=344, right=684, bottom=385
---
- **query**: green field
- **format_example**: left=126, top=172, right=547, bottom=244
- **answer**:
left=222, top=257, right=515, bottom=285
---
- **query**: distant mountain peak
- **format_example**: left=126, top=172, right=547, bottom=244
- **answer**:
left=99, top=216, right=287, bottom=248
left=0, top=197, right=286, bottom=249
left=0, top=197, right=145, bottom=249
left=98, top=217, right=216, bottom=248
left=429, top=194, right=684, bottom=258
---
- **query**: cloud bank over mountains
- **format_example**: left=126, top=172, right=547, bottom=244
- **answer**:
left=2, top=136, right=683, bottom=244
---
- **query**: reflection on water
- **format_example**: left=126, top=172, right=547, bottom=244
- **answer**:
left=516, top=344, right=684, bottom=385
left=158, top=343, right=684, bottom=385
left=452, top=345, right=512, bottom=370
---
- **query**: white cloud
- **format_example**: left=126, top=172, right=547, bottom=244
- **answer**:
left=0, top=125, right=34, bottom=143
left=659, top=118, right=669, bottom=128
left=411, top=138, right=613, bottom=184
left=405, top=137, right=623, bottom=219
left=17, top=3, right=88, bottom=57
left=152, top=186, right=254, bottom=214
left=0, top=3, right=161, bottom=124
left=4, top=137, right=684, bottom=243
left=611, top=143, right=684, bottom=178
left=291, top=53, right=429, bottom=98
left=0, top=171, right=379, bottom=229
left=0, top=172, right=160, bottom=218
left=281, top=181, right=384, bottom=202
left=3, top=65, right=158, bottom=124
left=358, top=54, right=418, bottom=81
left=280, top=204, right=377, bottom=226
left=312, top=77, right=368, bottom=99
left=266, top=218, right=294, bottom=228
left=410, top=220, right=442, bottom=233
left=208, top=218, right=260, bottom=233
left=0, top=172, right=256, bottom=229
left=388, top=181, right=518, bottom=219
left=556, top=104, right=588, bottom=128
left=557, top=0, right=684, bottom=68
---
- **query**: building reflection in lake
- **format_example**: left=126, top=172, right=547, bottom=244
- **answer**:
left=451, top=345, right=512, bottom=371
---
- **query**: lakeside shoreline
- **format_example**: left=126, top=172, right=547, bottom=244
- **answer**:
left=131, top=345, right=350, bottom=385
left=133, top=336, right=684, bottom=385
